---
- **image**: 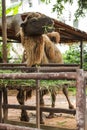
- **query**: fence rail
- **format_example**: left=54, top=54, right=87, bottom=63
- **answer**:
left=0, top=64, right=86, bottom=130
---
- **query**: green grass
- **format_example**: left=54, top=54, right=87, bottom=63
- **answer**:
left=57, top=121, right=67, bottom=126
left=68, top=87, right=76, bottom=96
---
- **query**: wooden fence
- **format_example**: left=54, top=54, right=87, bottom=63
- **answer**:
left=0, top=63, right=86, bottom=130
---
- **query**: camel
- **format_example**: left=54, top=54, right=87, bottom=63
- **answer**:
left=17, top=12, right=74, bottom=123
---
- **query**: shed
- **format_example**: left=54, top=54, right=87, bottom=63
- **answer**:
left=0, top=12, right=87, bottom=67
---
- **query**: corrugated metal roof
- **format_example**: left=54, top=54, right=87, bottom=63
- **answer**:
left=0, top=12, right=87, bottom=43
left=53, top=19, right=87, bottom=43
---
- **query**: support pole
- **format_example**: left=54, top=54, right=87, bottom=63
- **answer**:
left=2, top=0, right=7, bottom=63
left=76, top=69, right=86, bottom=130
left=0, top=90, right=2, bottom=123
left=80, top=40, right=83, bottom=69
left=2, top=87, right=8, bottom=122
left=36, top=67, right=40, bottom=129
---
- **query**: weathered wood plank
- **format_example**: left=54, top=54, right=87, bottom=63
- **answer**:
left=5, top=120, right=77, bottom=130
left=76, top=69, right=86, bottom=130
left=0, top=123, right=41, bottom=130
left=3, top=104, right=76, bottom=115
left=2, top=87, right=8, bottom=122
left=0, top=72, right=76, bottom=80
left=0, top=66, right=79, bottom=72
left=0, top=90, right=2, bottom=123
left=36, top=68, right=40, bottom=128
left=2, top=0, right=7, bottom=63
left=0, top=63, right=79, bottom=67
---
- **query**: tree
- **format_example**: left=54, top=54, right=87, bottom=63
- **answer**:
left=40, top=0, right=87, bottom=20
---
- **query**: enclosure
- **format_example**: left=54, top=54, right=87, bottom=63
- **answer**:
left=0, top=0, right=87, bottom=130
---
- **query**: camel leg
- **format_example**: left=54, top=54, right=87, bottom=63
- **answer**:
left=17, top=88, right=29, bottom=122
left=62, top=85, right=74, bottom=109
left=48, top=91, right=56, bottom=118
left=40, top=90, right=45, bottom=106
left=40, top=89, right=48, bottom=124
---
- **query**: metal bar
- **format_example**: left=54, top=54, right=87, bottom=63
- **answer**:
left=76, top=69, right=86, bottom=130
left=0, top=72, right=76, bottom=80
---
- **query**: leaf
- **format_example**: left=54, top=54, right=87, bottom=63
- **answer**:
left=6, top=2, right=22, bottom=15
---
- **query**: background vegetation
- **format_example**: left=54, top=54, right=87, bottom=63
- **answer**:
left=63, top=44, right=87, bottom=70
left=41, top=0, right=87, bottom=20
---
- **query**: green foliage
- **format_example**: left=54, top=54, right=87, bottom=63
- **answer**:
left=68, top=87, right=76, bottom=96
left=41, top=0, right=51, bottom=4
left=74, top=0, right=87, bottom=20
left=63, top=44, right=80, bottom=64
left=63, top=44, right=87, bottom=70
left=41, top=0, right=87, bottom=20
left=0, top=0, right=22, bottom=16
left=6, top=2, right=22, bottom=15
left=53, top=1, right=64, bottom=16
left=0, top=42, right=12, bottom=63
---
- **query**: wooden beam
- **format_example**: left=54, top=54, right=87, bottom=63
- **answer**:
left=36, top=68, right=40, bottom=129
left=76, top=69, right=86, bottom=130
left=0, top=72, right=76, bottom=80
left=2, top=87, right=8, bottom=122
left=80, top=40, right=83, bottom=69
left=2, top=0, right=7, bottom=63
left=0, top=90, right=2, bottom=123
left=0, top=123, right=40, bottom=130
left=2, top=104, right=76, bottom=115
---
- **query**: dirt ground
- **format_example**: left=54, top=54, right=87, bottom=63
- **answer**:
left=8, top=90, right=77, bottom=129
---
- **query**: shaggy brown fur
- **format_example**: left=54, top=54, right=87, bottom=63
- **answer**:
left=20, top=28, right=62, bottom=66
left=42, top=33, right=62, bottom=64
left=20, top=28, right=44, bottom=66
left=47, top=31, right=60, bottom=43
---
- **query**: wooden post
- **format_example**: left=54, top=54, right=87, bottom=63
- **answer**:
left=80, top=40, right=83, bottom=69
left=76, top=69, right=86, bottom=130
left=2, top=87, right=8, bottom=122
left=0, top=89, right=2, bottom=123
left=2, top=0, right=7, bottom=63
left=36, top=67, right=40, bottom=129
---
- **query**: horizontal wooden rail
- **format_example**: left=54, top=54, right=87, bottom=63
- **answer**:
left=0, top=123, right=40, bottom=130
left=0, top=63, right=79, bottom=67
left=0, top=66, right=79, bottom=72
left=3, top=104, right=76, bottom=115
left=0, top=63, right=26, bottom=66
left=0, top=72, right=76, bottom=80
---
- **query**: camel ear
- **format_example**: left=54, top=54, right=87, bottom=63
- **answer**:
left=21, top=14, right=28, bottom=21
